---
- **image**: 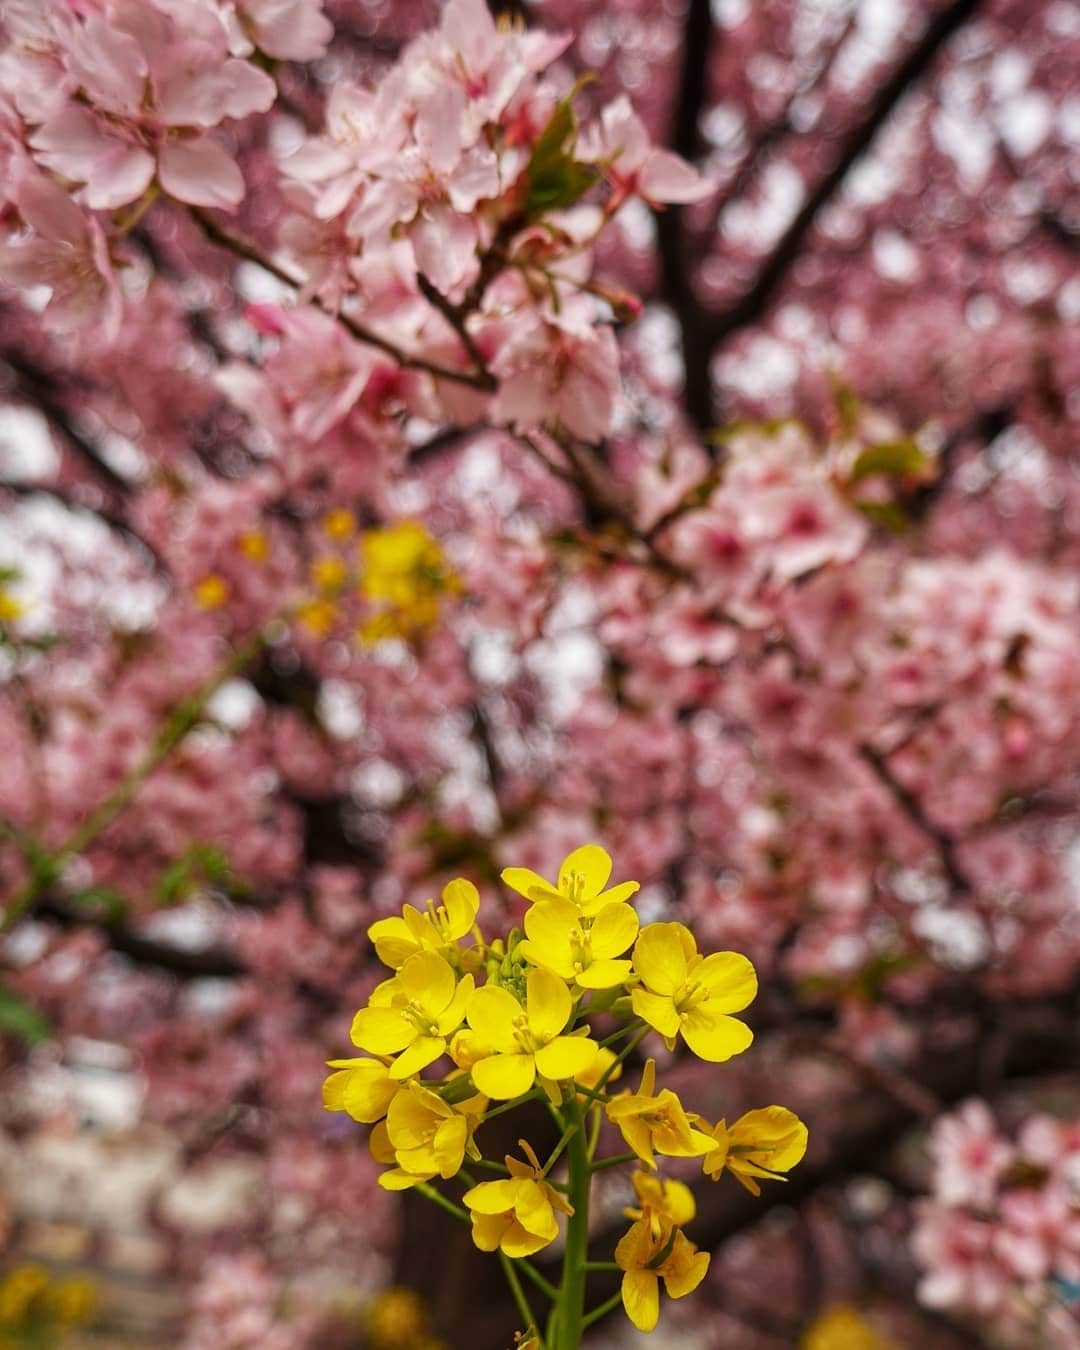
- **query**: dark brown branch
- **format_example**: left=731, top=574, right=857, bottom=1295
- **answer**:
left=706, top=0, right=984, bottom=346
left=859, top=742, right=973, bottom=897
left=0, top=347, right=131, bottom=493
left=654, top=0, right=716, bottom=433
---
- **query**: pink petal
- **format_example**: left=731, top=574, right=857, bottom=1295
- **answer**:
left=639, top=150, right=714, bottom=205
left=157, top=137, right=245, bottom=209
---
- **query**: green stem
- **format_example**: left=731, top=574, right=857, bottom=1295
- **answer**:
left=518, top=1258, right=559, bottom=1302
left=543, top=1123, right=578, bottom=1177
left=482, top=1088, right=543, bottom=1121
left=582, top=1290, right=623, bottom=1330
left=1, top=625, right=268, bottom=935
left=589, top=1152, right=637, bottom=1173
left=557, top=1096, right=590, bottom=1350
left=499, top=1251, right=540, bottom=1343
left=415, top=1182, right=469, bottom=1224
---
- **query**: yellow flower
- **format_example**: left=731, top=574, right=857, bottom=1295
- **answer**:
left=323, top=508, right=357, bottom=541
left=322, top=1056, right=400, bottom=1122
left=463, top=1141, right=573, bottom=1257
left=193, top=573, right=229, bottom=609
left=700, top=1105, right=808, bottom=1195
left=502, top=844, right=639, bottom=918
left=519, top=897, right=638, bottom=989
left=0, top=589, right=25, bottom=623
left=49, top=1277, right=97, bottom=1326
left=624, top=1170, right=696, bottom=1237
left=465, top=968, right=599, bottom=1100
left=364, top=1285, right=444, bottom=1350
left=236, top=529, right=270, bottom=562
left=310, top=555, right=349, bottom=592
left=350, top=951, right=474, bottom=1080
left=368, top=879, right=480, bottom=970
left=605, top=1059, right=715, bottom=1169
left=614, top=1212, right=710, bottom=1333
left=359, top=520, right=460, bottom=642
left=0, top=1264, right=49, bottom=1323
left=801, top=1305, right=893, bottom=1350
left=296, top=597, right=338, bottom=637
left=377, top=1082, right=482, bottom=1190
left=631, top=922, right=756, bottom=1062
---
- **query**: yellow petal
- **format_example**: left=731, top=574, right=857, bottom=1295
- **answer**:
left=590, top=902, right=639, bottom=958
left=518, top=939, right=576, bottom=981
left=631, top=987, right=680, bottom=1037
left=512, top=1181, right=559, bottom=1240
left=681, top=1008, right=754, bottom=1063
left=662, top=1233, right=710, bottom=1299
left=729, top=1106, right=808, bottom=1171
left=525, top=967, right=572, bottom=1042
left=472, top=1052, right=537, bottom=1100
left=621, top=1270, right=660, bottom=1333
left=558, top=844, right=612, bottom=901
left=695, top=951, right=758, bottom=1012
left=501, top=1220, right=555, bottom=1258
left=523, top=897, right=578, bottom=950
left=369, top=1120, right=396, bottom=1164
left=439, top=878, right=479, bottom=938
left=434, top=972, right=474, bottom=1035
left=350, top=1007, right=413, bottom=1055
left=632, top=923, right=694, bottom=995
left=470, top=1212, right=510, bottom=1252
left=367, top=916, right=419, bottom=969
left=576, top=958, right=632, bottom=990
left=397, top=950, right=456, bottom=1014
left=466, top=984, right=523, bottom=1051
left=324, top=1060, right=398, bottom=1123
left=432, top=1115, right=469, bottom=1178
left=378, top=1167, right=428, bottom=1191
left=386, top=1085, right=445, bottom=1148
left=464, top=1178, right=519, bottom=1214
left=389, top=1035, right=446, bottom=1081
left=534, top=1035, right=599, bottom=1081
left=593, top=880, right=640, bottom=910
left=501, top=866, right=560, bottom=902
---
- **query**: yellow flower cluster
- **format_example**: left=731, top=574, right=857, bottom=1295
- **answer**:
left=192, top=516, right=461, bottom=644
left=0, top=1263, right=96, bottom=1345
left=324, top=844, right=808, bottom=1340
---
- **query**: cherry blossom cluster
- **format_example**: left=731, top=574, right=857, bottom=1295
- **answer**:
left=912, top=1101, right=1080, bottom=1346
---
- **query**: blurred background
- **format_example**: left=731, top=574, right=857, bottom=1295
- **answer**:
left=1, top=0, right=1078, bottom=1346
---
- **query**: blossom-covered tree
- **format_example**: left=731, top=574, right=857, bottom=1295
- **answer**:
left=0, top=0, right=1078, bottom=1346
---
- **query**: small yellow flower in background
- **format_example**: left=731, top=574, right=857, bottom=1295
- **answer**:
left=624, top=1170, right=696, bottom=1236
left=296, top=597, right=338, bottom=637
left=0, top=589, right=25, bottom=624
left=364, top=1285, right=445, bottom=1350
left=631, top=921, right=757, bottom=1062
left=376, top=1082, right=483, bottom=1190
left=193, top=573, right=229, bottom=609
left=358, top=519, right=461, bottom=643
left=614, top=1211, right=710, bottom=1333
left=322, top=1056, right=400, bottom=1123
left=700, top=1105, right=809, bottom=1195
left=606, top=1059, right=715, bottom=1169
left=519, top=895, right=638, bottom=989
left=236, top=528, right=270, bottom=562
left=463, top=1140, right=573, bottom=1257
left=0, top=1263, right=97, bottom=1331
left=368, top=879, right=480, bottom=970
left=465, top=967, right=599, bottom=1099
left=310, top=555, right=349, bottom=592
left=502, top=844, right=639, bottom=917
left=350, top=951, right=474, bottom=1081
left=323, top=508, right=357, bottom=541
left=801, top=1304, right=894, bottom=1350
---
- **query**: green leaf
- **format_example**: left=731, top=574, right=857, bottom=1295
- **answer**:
left=850, top=439, right=931, bottom=484
left=0, top=983, right=51, bottom=1044
left=157, top=844, right=236, bottom=905
left=854, top=499, right=911, bottom=534
left=524, top=83, right=599, bottom=217
left=69, top=887, right=129, bottom=923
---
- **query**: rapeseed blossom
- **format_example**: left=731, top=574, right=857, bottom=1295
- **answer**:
left=324, top=843, right=806, bottom=1340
